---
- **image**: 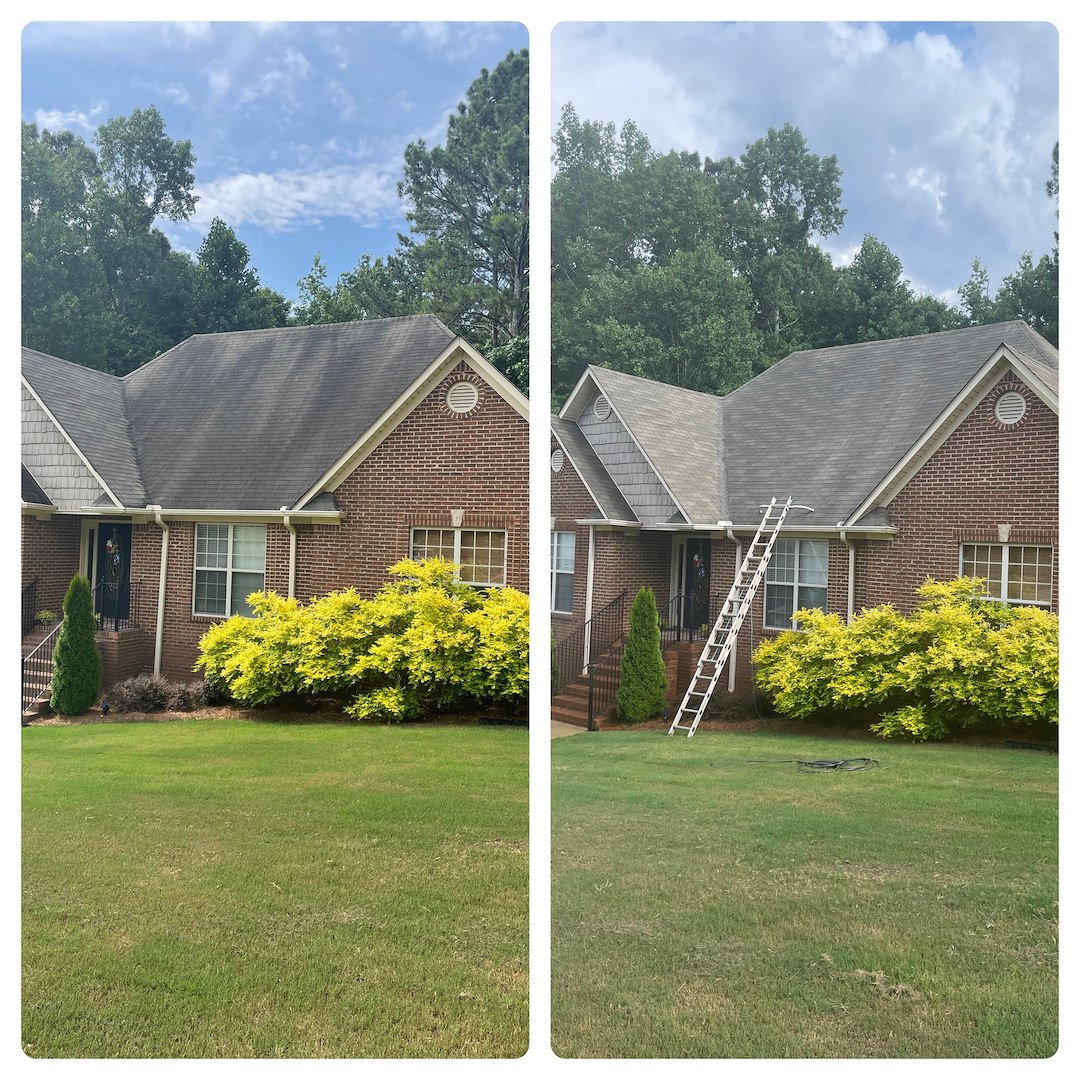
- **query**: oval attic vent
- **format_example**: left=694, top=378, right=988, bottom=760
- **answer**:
left=593, top=395, right=611, bottom=421
left=994, top=391, right=1027, bottom=425
left=551, top=449, right=565, bottom=473
left=446, top=381, right=479, bottom=413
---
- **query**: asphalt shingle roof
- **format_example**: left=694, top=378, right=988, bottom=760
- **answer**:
left=566, top=321, right=1057, bottom=528
left=23, top=316, right=457, bottom=511
left=21, top=464, right=52, bottom=507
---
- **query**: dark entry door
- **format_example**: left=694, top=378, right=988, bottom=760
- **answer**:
left=94, top=523, right=131, bottom=624
left=684, top=539, right=710, bottom=631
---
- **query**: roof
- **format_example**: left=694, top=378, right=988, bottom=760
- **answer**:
left=22, top=347, right=146, bottom=507
left=21, top=465, right=52, bottom=507
left=22, top=316, right=465, bottom=512
left=559, top=320, right=1058, bottom=530
left=551, top=415, right=637, bottom=523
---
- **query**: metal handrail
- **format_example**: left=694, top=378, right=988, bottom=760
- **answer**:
left=21, top=578, right=40, bottom=637
left=93, top=579, right=142, bottom=632
left=22, top=621, right=62, bottom=715
left=552, top=589, right=629, bottom=695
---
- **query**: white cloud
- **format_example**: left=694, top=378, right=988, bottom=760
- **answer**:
left=33, top=105, right=105, bottom=134
left=325, top=78, right=357, bottom=123
left=238, top=47, right=312, bottom=105
left=193, top=165, right=401, bottom=234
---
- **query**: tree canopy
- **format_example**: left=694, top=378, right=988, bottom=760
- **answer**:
left=551, top=105, right=1058, bottom=403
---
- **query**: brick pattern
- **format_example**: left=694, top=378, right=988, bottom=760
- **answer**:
left=550, top=435, right=600, bottom=644
left=98, top=629, right=152, bottom=694
left=124, top=361, right=527, bottom=680
left=857, top=375, right=1057, bottom=613
left=21, top=515, right=82, bottom=618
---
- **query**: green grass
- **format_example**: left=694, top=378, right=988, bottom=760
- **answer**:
left=23, top=719, right=528, bottom=1058
left=552, top=730, right=1057, bottom=1058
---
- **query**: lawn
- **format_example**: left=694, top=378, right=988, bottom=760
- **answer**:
left=22, top=718, right=528, bottom=1058
left=551, top=729, right=1057, bottom=1058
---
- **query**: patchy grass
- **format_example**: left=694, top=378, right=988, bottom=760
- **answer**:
left=23, top=718, right=527, bottom=1058
left=551, top=730, right=1057, bottom=1058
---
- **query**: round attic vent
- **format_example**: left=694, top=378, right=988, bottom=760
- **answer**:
left=994, top=391, right=1027, bottom=425
left=446, top=381, right=479, bottom=413
left=593, top=395, right=611, bottom=421
left=551, top=449, right=565, bottom=473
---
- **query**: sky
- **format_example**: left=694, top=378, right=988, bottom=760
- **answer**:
left=552, top=21, right=1059, bottom=306
left=21, top=20, right=528, bottom=304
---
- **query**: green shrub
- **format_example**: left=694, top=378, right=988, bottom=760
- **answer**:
left=753, top=577, right=1058, bottom=740
left=616, top=587, right=668, bottom=723
left=50, top=575, right=101, bottom=715
left=195, top=558, right=529, bottom=722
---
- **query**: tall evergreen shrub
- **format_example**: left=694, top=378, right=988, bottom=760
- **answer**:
left=50, top=575, right=102, bottom=715
left=616, top=587, right=668, bottom=722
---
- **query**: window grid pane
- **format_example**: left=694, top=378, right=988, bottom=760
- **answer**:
left=413, top=528, right=506, bottom=587
left=195, top=569, right=227, bottom=616
left=194, top=524, right=266, bottom=617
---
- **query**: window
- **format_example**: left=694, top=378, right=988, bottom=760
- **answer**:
left=194, top=524, right=266, bottom=617
left=551, top=531, right=576, bottom=613
left=411, top=528, right=507, bottom=587
left=961, top=543, right=1053, bottom=607
left=764, top=539, right=828, bottom=629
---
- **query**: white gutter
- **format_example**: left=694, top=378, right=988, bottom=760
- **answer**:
left=151, top=508, right=169, bottom=675
left=839, top=527, right=856, bottom=623
left=281, top=509, right=297, bottom=599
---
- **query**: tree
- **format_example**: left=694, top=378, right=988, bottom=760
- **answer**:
left=195, top=218, right=290, bottom=333
left=399, top=49, right=529, bottom=369
left=568, top=245, right=758, bottom=394
left=705, top=123, right=846, bottom=362
left=50, top=576, right=102, bottom=716
left=616, top=588, right=668, bottom=723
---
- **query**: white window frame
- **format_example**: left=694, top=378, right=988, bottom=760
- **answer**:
left=410, top=527, right=507, bottom=588
left=193, top=523, right=267, bottom=618
left=960, top=543, right=1054, bottom=608
left=764, top=538, right=829, bottom=630
left=550, top=531, right=576, bottom=613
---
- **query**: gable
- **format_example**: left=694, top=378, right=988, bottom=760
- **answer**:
left=21, top=384, right=112, bottom=511
left=847, top=349, right=1059, bottom=525
left=297, top=339, right=528, bottom=509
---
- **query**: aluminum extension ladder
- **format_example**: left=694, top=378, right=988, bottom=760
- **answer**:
left=667, top=497, right=813, bottom=737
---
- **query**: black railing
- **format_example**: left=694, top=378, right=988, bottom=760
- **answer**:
left=93, top=579, right=142, bottom=632
left=586, top=642, right=625, bottom=731
left=661, top=591, right=730, bottom=645
left=21, top=578, right=40, bottom=637
left=553, top=589, right=629, bottom=695
left=22, top=621, right=61, bottom=716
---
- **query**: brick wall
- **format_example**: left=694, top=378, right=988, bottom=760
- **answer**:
left=21, top=514, right=82, bottom=619
left=859, top=375, right=1057, bottom=613
left=550, top=435, right=600, bottom=644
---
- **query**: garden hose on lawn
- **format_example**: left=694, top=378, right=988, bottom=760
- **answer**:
left=745, top=757, right=881, bottom=771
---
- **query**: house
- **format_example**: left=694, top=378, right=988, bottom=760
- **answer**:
left=22, top=316, right=529, bottom=694
left=551, top=320, right=1058, bottom=712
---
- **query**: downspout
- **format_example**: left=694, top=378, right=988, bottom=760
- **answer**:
left=151, top=508, right=169, bottom=675
left=583, top=524, right=595, bottom=670
left=839, top=528, right=856, bottom=623
left=281, top=509, right=297, bottom=599
left=725, top=529, right=742, bottom=693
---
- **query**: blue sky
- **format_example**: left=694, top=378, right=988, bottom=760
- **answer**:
left=552, top=21, right=1059, bottom=306
left=22, top=21, right=528, bottom=304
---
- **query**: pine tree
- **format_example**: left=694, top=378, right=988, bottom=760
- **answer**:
left=50, top=575, right=102, bottom=715
left=616, top=587, right=668, bottom=722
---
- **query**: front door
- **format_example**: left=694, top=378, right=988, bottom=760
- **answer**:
left=92, top=523, right=131, bottom=625
left=685, top=539, right=711, bottom=632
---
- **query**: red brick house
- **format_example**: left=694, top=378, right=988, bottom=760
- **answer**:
left=551, top=321, right=1058, bottom=713
left=22, top=316, right=529, bottom=692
